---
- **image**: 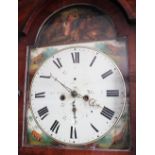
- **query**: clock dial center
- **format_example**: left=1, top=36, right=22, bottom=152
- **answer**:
left=71, top=90, right=78, bottom=98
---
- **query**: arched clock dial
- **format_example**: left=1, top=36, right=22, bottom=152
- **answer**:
left=30, top=47, right=126, bottom=145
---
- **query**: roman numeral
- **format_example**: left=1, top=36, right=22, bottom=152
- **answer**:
left=38, top=106, right=49, bottom=120
left=35, top=92, right=45, bottom=98
left=101, top=70, right=113, bottom=79
left=89, top=56, right=97, bottom=67
left=40, top=74, right=51, bottom=78
left=90, top=123, right=99, bottom=132
left=70, top=126, right=77, bottom=139
left=100, top=106, right=114, bottom=120
left=107, top=90, right=119, bottom=97
left=71, top=52, right=79, bottom=63
left=53, top=58, right=62, bottom=68
left=50, top=120, right=60, bottom=134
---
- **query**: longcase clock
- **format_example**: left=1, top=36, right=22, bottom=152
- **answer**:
left=19, top=0, right=136, bottom=155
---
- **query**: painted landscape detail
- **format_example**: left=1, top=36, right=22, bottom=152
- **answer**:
left=25, top=39, right=130, bottom=150
left=36, top=5, right=116, bottom=47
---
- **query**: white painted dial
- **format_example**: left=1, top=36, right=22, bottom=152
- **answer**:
left=30, top=47, right=126, bottom=145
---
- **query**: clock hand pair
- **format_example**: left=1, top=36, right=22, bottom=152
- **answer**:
left=51, top=74, right=101, bottom=107
left=51, top=73, right=83, bottom=98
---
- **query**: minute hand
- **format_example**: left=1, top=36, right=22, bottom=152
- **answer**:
left=51, top=74, right=72, bottom=93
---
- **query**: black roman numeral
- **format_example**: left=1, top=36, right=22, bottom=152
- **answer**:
left=100, top=106, right=114, bottom=120
left=71, top=52, right=79, bottom=63
left=70, top=126, right=77, bottom=139
left=35, top=92, right=45, bottom=98
left=50, top=120, right=60, bottom=134
left=38, top=106, right=49, bottom=120
left=53, top=58, right=62, bottom=68
left=101, top=70, right=113, bottom=79
left=89, top=56, right=97, bottom=67
left=90, top=123, right=99, bottom=132
left=40, top=74, right=51, bottom=78
left=107, top=90, right=119, bottom=97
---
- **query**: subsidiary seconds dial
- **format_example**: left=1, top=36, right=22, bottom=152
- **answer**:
left=30, top=47, right=126, bottom=145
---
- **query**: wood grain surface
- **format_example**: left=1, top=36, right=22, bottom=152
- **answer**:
left=18, top=0, right=136, bottom=155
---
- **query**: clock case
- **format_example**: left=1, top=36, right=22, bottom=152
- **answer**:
left=23, top=38, right=130, bottom=151
left=19, top=2, right=136, bottom=153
